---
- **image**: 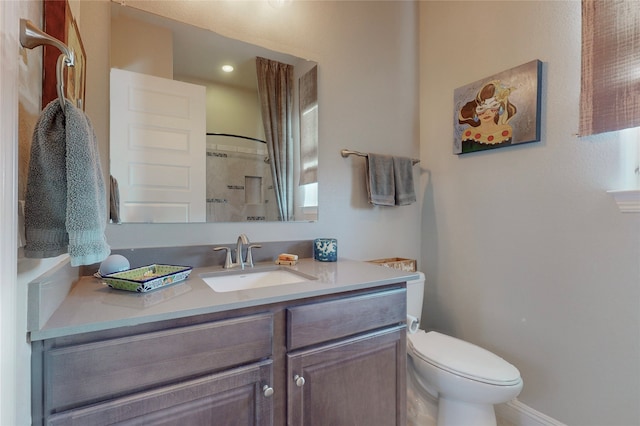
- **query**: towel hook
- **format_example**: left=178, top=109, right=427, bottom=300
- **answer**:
left=20, top=19, right=75, bottom=112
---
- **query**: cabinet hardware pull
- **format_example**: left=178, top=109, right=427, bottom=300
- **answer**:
left=294, top=375, right=305, bottom=387
left=262, top=385, right=274, bottom=397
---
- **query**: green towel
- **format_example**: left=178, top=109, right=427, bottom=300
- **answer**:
left=25, top=100, right=110, bottom=266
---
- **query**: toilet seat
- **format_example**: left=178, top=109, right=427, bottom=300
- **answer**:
left=408, top=331, right=521, bottom=386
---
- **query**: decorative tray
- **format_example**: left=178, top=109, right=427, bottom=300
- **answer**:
left=102, top=264, right=192, bottom=293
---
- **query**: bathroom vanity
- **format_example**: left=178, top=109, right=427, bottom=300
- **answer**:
left=29, top=259, right=416, bottom=425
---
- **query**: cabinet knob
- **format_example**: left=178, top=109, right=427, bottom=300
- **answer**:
left=262, top=385, right=274, bottom=397
left=294, top=375, right=305, bottom=387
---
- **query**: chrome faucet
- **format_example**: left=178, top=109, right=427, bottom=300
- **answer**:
left=236, top=233, right=249, bottom=269
left=213, top=246, right=233, bottom=269
left=214, top=234, right=260, bottom=269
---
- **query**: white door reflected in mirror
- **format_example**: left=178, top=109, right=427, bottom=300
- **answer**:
left=110, top=69, right=207, bottom=223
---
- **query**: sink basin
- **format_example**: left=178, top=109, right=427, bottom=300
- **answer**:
left=200, top=266, right=316, bottom=293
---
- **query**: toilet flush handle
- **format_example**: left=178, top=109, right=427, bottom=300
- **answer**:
left=294, top=374, right=305, bottom=387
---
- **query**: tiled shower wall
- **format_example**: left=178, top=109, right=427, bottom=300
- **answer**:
left=206, top=145, right=278, bottom=222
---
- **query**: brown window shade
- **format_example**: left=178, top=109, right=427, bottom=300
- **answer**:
left=580, top=0, right=640, bottom=136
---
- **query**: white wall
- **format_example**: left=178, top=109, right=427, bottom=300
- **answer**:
left=0, top=3, right=21, bottom=425
left=4, top=2, right=74, bottom=424
left=11, top=3, right=86, bottom=425
left=419, top=1, right=640, bottom=425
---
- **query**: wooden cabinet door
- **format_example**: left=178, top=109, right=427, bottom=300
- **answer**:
left=46, top=360, right=274, bottom=426
left=287, top=327, right=406, bottom=426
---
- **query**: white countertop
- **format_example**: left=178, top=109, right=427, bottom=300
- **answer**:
left=29, top=258, right=419, bottom=341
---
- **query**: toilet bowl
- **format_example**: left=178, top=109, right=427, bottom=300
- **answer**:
left=406, top=273, right=523, bottom=426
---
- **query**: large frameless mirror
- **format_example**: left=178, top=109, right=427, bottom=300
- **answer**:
left=109, top=4, right=318, bottom=223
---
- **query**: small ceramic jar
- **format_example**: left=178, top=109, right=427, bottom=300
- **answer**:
left=313, top=238, right=337, bottom=262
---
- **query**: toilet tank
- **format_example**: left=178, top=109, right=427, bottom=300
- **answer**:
left=406, top=272, right=425, bottom=318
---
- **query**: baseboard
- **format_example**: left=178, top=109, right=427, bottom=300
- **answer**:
left=496, top=399, right=566, bottom=426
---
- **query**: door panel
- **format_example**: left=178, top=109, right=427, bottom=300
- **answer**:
left=110, top=68, right=206, bottom=223
left=287, top=327, right=406, bottom=426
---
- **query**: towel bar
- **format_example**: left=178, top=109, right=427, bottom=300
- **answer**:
left=340, top=149, right=420, bottom=165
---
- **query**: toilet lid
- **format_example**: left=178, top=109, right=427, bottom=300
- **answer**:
left=408, top=331, right=521, bottom=386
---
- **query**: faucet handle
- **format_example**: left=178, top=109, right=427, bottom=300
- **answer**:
left=246, top=244, right=262, bottom=268
left=213, top=246, right=233, bottom=269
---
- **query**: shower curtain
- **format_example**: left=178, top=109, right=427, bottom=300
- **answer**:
left=256, top=56, right=294, bottom=221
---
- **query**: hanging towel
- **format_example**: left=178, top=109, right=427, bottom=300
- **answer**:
left=109, top=175, right=121, bottom=224
left=366, top=153, right=395, bottom=206
left=25, top=100, right=110, bottom=266
left=392, top=156, right=416, bottom=206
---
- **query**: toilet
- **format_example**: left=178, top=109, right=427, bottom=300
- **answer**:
left=406, top=273, right=523, bottom=426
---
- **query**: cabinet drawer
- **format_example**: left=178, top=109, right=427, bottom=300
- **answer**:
left=287, top=288, right=406, bottom=350
left=45, top=313, right=273, bottom=412
left=47, top=360, right=273, bottom=426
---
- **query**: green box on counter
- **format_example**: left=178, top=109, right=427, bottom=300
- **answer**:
left=102, top=264, right=192, bottom=293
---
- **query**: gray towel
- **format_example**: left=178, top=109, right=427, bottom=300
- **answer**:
left=366, top=154, right=395, bottom=206
left=25, top=100, right=110, bottom=266
left=393, top=156, right=416, bottom=206
left=110, top=175, right=121, bottom=224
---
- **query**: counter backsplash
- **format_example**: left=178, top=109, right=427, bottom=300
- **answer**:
left=79, top=240, right=314, bottom=276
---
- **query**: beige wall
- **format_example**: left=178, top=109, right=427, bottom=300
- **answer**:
left=419, top=1, right=640, bottom=424
left=110, top=12, right=173, bottom=79
left=205, top=83, right=264, bottom=139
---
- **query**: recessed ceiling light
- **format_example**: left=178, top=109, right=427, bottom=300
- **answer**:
left=222, top=65, right=234, bottom=73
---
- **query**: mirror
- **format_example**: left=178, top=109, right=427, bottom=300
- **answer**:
left=109, top=4, right=318, bottom=223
